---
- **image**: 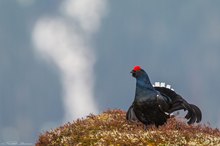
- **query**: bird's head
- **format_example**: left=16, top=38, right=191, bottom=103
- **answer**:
left=130, top=66, right=146, bottom=79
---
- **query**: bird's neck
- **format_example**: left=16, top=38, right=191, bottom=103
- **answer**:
left=136, top=75, right=154, bottom=90
left=135, top=75, right=156, bottom=101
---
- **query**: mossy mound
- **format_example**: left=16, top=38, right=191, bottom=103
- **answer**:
left=36, top=109, right=220, bottom=145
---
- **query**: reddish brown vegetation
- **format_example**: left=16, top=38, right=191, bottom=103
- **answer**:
left=36, top=109, right=220, bottom=145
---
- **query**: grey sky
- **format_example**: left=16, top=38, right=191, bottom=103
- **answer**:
left=1, top=0, right=220, bottom=143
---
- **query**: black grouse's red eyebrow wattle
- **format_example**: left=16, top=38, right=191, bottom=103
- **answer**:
left=133, top=66, right=141, bottom=71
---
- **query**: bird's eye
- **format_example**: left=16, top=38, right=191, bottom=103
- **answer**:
left=132, top=72, right=136, bottom=77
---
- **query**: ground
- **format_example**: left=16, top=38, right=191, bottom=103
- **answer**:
left=36, top=109, right=220, bottom=146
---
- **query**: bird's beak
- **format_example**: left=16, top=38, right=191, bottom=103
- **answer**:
left=130, top=70, right=135, bottom=74
left=131, top=70, right=136, bottom=77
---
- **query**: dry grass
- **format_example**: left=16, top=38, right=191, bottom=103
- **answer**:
left=36, top=109, right=220, bottom=146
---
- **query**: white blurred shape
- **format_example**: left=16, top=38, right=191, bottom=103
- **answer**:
left=61, top=0, right=107, bottom=33
left=32, top=0, right=107, bottom=122
left=33, top=18, right=97, bottom=121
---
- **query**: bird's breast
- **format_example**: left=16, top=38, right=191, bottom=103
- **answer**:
left=133, top=98, right=158, bottom=109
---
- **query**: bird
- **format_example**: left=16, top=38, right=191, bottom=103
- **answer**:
left=126, top=66, right=202, bottom=127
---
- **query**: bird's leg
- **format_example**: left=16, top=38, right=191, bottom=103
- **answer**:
left=143, top=125, right=147, bottom=130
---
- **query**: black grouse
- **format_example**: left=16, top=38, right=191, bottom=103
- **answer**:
left=126, top=66, right=202, bottom=127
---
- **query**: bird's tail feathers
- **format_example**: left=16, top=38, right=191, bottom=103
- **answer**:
left=153, top=82, right=174, bottom=91
left=168, top=96, right=202, bottom=124
left=183, top=103, right=202, bottom=124
left=153, top=82, right=202, bottom=125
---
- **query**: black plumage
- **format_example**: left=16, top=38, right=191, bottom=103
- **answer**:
left=126, top=66, right=202, bottom=127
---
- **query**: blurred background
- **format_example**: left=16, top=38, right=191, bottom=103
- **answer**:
left=1, top=0, right=220, bottom=143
